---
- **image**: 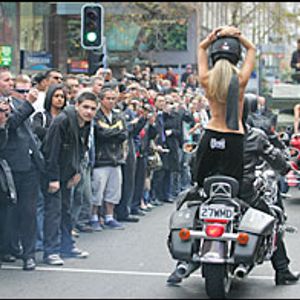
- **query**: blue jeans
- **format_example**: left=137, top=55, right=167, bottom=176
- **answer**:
left=78, top=165, right=93, bottom=225
left=131, top=156, right=147, bottom=213
left=152, top=168, right=171, bottom=201
left=170, top=171, right=181, bottom=198
left=35, top=188, right=44, bottom=251
left=43, top=180, right=75, bottom=257
left=180, top=150, right=192, bottom=190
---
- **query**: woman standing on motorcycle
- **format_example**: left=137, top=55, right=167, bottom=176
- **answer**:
left=193, top=26, right=256, bottom=187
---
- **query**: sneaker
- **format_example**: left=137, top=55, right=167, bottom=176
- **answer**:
left=104, top=218, right=125, bottom=230
left=140, top=206, right=152, bottom=212
left=71, top=229, right=80, bottom=238
left=90, top=220, right=103, bottom=232
left=76, top=224, right=94, bottom=233
left=61, top=248, right=89, bottom=259
left=150, top=199, right=163, bottom=206
left=44, top=254, right=64, bottom=266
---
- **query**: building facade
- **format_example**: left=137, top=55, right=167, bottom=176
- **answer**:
left=1, top=2, right=296, bottom=79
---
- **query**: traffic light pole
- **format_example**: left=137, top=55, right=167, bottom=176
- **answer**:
left=87, top=38, right=107, bottom=75
left=102, top=36, right=107, bottom=69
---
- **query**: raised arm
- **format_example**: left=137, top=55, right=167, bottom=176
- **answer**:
left=198, top=27, right=224, bottom=89
left=237, top=34, right=256, bottom=88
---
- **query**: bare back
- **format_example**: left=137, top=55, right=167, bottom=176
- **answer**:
left=197, top=28, right=256, bottom=135
left=205, top=82, right=246, bottom=134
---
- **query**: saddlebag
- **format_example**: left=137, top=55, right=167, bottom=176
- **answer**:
left=238, top=207, right=276, bottom=235
left=167, top=205, right=199, bottom=261
left=234, top=207, right=275, bottom=265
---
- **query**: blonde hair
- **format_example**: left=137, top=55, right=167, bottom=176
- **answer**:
left=15, top=74, right=31, bottom=84
left=207, top=59, right=239, bottom=104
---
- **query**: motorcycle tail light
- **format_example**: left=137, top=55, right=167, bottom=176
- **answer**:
left=205, top=224, right=224, bottom=237
left=237, top=232, right=249, bottom=245
left=179, top=228, right=191, bottom=241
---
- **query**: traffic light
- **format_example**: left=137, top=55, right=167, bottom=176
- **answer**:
left=88, top=50, right=105, bottom=75
left=81, top=3, right=104, bottom=49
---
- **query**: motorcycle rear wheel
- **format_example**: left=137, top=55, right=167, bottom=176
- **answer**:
left=203, top=263, right=232, bottom=299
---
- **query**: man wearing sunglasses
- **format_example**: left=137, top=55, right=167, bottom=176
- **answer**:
left=45, top=69, right=64, bottom=86
left=14, top=74, right=32, bottom=100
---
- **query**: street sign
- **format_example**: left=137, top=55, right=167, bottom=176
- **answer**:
left=0, top=46, right=13, bottom=67
left=22, top=51, right=53, bottom=70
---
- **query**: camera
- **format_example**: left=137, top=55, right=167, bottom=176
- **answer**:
left=0, top=97, right=10, bottom=104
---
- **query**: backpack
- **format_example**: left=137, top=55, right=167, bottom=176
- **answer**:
left=0, top=159, right=17, bottom=206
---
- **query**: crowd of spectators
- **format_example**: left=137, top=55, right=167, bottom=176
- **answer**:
left=0, top=63, right=211, bottom=270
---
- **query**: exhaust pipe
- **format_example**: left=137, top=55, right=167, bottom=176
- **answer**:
left=234, top=264, right=250, bottom=280
left=176, top=262, right=189, bottom=278
left=175, top=261, right=200, bottom=279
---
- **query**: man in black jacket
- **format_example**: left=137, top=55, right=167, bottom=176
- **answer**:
left=42, top=90, right=98, bottom=266
left=91, top=86, right=128, bottom=230
left=0, top=97, right=9, bottom=268
left=0, top=68, right=40, bottom=271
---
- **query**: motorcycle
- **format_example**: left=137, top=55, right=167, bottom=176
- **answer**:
left=167, top=144, right=291, bottom=299
left=285, top=133, right=300, bottom=188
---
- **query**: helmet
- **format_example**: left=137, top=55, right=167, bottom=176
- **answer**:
left=209, top=36, right=241, bottom=66
left=242, top=93, right=258, bottom=126
left=244, top=93, right=258, bottom=113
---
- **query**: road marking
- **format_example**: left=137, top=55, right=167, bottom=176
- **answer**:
left=0, top=265, right=274, bottom=280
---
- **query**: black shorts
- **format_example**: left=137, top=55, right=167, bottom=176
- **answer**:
left=192, top=129, right=244, bottom=188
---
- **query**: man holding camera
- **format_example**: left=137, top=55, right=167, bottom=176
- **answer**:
left=0, top=68, right=40, bottom=271
left=0, top=98, right=9, bottom=268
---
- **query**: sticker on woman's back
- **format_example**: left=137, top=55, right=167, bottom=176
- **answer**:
left=210, top=138, right=226, bottom=150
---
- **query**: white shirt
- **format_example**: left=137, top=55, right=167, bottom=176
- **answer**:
left=32, top=91, right=46, bottom=111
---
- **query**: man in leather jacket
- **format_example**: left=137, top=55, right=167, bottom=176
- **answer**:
left=90, top=86, right=128, bottom=230
left=167, top=97, right=300, bottom=286
left=239, top=97, right=299, bottom=285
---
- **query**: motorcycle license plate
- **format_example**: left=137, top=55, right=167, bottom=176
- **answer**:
left=200, top=205, right=235, bottom=220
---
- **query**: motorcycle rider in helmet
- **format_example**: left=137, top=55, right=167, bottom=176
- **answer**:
left=167, top=25, right=256, bottom=284
left=193, top=25, right=255, bottom=192
left=239, top=96, right=300, bottom=286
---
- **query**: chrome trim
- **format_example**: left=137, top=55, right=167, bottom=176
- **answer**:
left=189, top=230, right=239, bottom=241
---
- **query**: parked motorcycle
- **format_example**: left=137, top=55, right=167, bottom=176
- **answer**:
left=285, top=133, right=300, bottom=188
left=167, top=144, right=291, bottom=298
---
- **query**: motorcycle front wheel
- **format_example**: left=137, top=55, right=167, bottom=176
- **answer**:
left=203, top=263, right=232, bottom=299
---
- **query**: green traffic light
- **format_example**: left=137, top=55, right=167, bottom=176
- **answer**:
left=86, top=32, right=97, bottom=42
